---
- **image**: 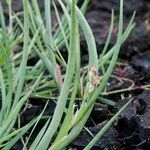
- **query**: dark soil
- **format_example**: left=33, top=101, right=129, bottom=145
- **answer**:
left=2, top=0, right=150, bottom=150
left=71, top=0, right=150, bottom=149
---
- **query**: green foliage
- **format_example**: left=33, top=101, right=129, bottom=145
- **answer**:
left=0, top=0, right=135, bottom=149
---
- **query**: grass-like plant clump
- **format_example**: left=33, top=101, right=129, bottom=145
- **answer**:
left=0, top=0, right=135, bottom=149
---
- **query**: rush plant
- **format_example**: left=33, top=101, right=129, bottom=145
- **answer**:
left=0, top=0, right=135, bottom=149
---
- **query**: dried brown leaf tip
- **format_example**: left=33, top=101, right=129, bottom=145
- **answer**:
left=89, top=65, right=103, bottom=87
left=84, top=65, right=103, bottom=99
left=55, top=64, right=63, bottom=90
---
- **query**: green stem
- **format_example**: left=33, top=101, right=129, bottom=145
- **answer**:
left=36, top=1, right=77, bottom=149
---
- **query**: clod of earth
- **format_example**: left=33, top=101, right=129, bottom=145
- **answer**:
left=115, top=91, right=150, bottom=149
left=132, top=51, right=150, bottom=79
